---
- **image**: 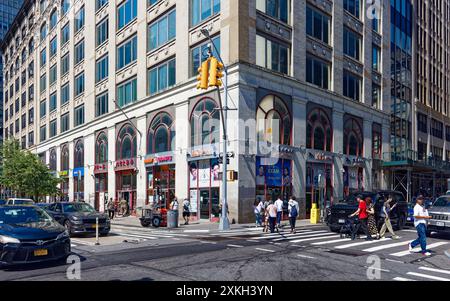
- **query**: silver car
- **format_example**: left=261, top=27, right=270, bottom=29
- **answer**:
left=427, top=195, right=450, bottom=235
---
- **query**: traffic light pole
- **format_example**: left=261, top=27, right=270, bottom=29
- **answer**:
left=202, top=32, right=230, bottom=231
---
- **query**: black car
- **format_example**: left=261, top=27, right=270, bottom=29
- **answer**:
left=44, top=202, right=110, bottom=236
left=327, top=190, right=408, bottom=232
left=0, top=200, right=5, bottom=206
left=0, top=205, right=71, bottom=268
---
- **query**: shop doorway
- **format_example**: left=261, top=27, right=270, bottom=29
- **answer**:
left=199, top=188, right=220, bottom=221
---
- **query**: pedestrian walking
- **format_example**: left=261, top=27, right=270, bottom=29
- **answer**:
left=107, top=198, right=115, bottom=220
left=274, top=196, right=284, bottom=229
left=170, top=197, right=179, bottom=211
left=288, top=196, right=299, bottom=234
left=349, top=196, right=372, bottom=241
left=266, top=201, right=277, bottom=233
left=182, top=198, right=191, bottom=225
left=379, top=197, right=400, bottom=239
left=409, top=196, right=432, bottom=256
left=366, top=197, right=380, bottom=240
left=253, top=199, right=263, bottom=227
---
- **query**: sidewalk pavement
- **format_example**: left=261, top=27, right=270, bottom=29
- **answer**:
left=110, top=216, right=324, bottom=233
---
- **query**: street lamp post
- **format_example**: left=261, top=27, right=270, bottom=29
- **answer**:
left=201, top=29, right=230, bottom=231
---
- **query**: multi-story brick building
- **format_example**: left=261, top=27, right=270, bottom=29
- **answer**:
left=1, top=0, right=391, bottom=222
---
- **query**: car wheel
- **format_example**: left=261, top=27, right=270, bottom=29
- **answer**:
left=64, top=220, right=72, bottom=235
left=152, top=217, right=161, bottom=228
left=426, top=230, right=433, bottom=237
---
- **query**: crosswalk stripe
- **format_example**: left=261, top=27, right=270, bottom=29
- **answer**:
left=390, top=242, right=449, bottom=257
left=281, top=232, right=339, bottom=242
left=406, top=272, right=450, bottom=281
left=112, top=232, right=158, bottom=240
left=312, top=238, right=352, bottom=245
left=290, top=234, right=340, bottom=243
left=271, top=231, right=331, bottom=241
left=113, top=231, right=174, bottom=238
left=252, top=230, right=316, bottom=240
left=393, top=277, right=416, bottom=281
left=334, top=238, right=391, bottom=249
left=362, top=241, right=411, bottom=252
left=418, top=267, right=450, bottom=275
left=70, top=244, right=77, bottom=248
left=255, top=248, right=275, bottom=253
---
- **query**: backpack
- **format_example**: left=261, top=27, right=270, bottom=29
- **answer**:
left=290, top=203, right=298, bottom=217
left=183, top=203, right=189, bottom=212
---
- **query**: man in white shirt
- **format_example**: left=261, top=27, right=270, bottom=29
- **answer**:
left=274, top=197, right=284, bottom=229
left=409, top=196, right=432, bottom=256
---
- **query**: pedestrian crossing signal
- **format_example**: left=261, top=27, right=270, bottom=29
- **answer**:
left=197, top=58, right=210, bottom=90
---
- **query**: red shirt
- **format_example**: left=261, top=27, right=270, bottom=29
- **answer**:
left=358, top=201, right=368, bottom=219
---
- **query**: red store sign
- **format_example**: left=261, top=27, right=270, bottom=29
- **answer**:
left=94, top=163, right=108, bottom=174
left=114, top=158, right=136, bottom=171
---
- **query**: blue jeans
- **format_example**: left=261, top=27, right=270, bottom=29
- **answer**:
left=255, top=213, right=262, bottom=226
left=411, top=223, right=427, bottom=253
left=276, top=211, right=282, bottom=225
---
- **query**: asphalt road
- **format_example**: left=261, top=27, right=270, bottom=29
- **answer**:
left=1, top=225, right=450, bottom=281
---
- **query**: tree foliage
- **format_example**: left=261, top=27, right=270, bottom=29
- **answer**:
left=0, top=139, right=61, bottom=201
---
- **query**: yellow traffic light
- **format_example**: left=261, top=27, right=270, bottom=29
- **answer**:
left=208, top=57, right=224, bottom=87
left=197, top=59, right=210, bottom=90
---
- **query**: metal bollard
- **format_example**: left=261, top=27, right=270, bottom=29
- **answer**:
left=95, top=217, right=100, bottom=245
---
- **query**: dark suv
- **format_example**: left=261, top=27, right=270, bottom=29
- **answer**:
left=327, top=190, right=408, bottom=232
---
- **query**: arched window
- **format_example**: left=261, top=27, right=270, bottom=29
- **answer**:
left=190, top=98, right=220, bottom=147
left=50, top=9, right=58, bottom=30
left=117, top=124, right=137, bottom=159
left=96, top=132, right=108, bottom=164
left=306, top=108, right=332, bottom=151
left=40, top=23, right=47, bottom=41
left=344, top=118, right=363, bottom=156
left=49, top=149, right=57, bottom=171
left=21, top=48, right=27, bottom=63
left=29, top=38, right=34, bottom=54
left=61, top=0, right=70, bottom=15
left=74, top=140, right=84, bottom=168
left=256, top=95, right=291, bottom=145
left=61, top=145, right=69, bottom=171
left=148, top=112, right=175, bottom=154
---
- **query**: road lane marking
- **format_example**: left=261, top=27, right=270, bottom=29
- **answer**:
left=184, top=230, right=210, bottom=233
left=363, top=241, right=411, bottom=252
left=406, top=272, right=450, bottom=281
left=113, top=231, right=175, bottom=238
left=270, top=231, right=330, bottom=241
left=227, top=244, right=244, bottom=248
left=418, top=267, right=450, bottom=275
left=364, top=266, right=390, bottom=273
left=297, top=254, right=315, bottom=259
left=390, top=242, right=449, bottom=257
left=334, top=238, right=391, bottom=249
left=253, top=230, right=315, bottom=239
left=70, top=244, right=77, bottom=248
left=385, top=258, right=405, bottom=264
left=312, top=238, right=352, bottom=245
left=401, top=229, right=418, bottom=233
left=113, top=233, right=157, bottom=240
left=290, top=234, right=341, bottom=243
left=393, top=277, right=416, bottom=281
left=255, top=248, right=275, bottom=253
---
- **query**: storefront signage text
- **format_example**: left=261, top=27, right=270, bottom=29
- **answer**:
left=94, top=163, right=108, bottom=173
left=144, top=156, right=173, bottom=166
left=309, top=152, right=333, bottom=161
left=115, top=159, right=136, bottom=171
left=59, top=170, right=69, bottom=177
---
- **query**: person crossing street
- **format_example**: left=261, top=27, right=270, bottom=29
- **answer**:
left=288, top=196, right=299, bottom=234
left=409, top=196, right=432, bottom=256
left=274, top=196, right=284, bottom=229
left=379, top=196, right=400, bottom=239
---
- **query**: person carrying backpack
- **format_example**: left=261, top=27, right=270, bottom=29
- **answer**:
left=182, top=199, right=191, bottom=225
left=288, top=196, right=299, bottom=234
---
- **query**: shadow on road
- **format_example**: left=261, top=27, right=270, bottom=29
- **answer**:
left=0, top=252, right=87, bottom=272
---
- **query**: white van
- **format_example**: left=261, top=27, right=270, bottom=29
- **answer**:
left=6, top=198, right=35, bottom=205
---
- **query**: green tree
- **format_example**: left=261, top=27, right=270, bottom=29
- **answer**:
left=0, top=139, right=61, bottom=201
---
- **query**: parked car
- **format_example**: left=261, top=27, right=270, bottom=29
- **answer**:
left=44, top=202, right=110, bottom=236
left=327, top=190, right=408, bottom=232
left=0, top=200, right=5, bottom=206
left=0, top=205, right=71, bottom=268
left=5, top=198, right=34, bottom=205
left=427, top=195, right=450, bottom=236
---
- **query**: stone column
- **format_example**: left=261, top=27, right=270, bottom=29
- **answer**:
left=174, top=101, right=189, bottom=205
left=292, top=97, right=307, bottom=218
left=107, top=126, right=116, bottom=202
left=363, top=119, right=373, bottom=190
left=68, top=141, right=74, bottom=202
left=84, top=133, right=96, bottom=207
left=332, top=110, right=344, bottom=200
left=292, top=0, right=307, bottom=81
left=136, top=116, right=147, bottom=210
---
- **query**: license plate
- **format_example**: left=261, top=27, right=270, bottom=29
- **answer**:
left=436, top=221, right=445, bottom=227
left=34, top=249, right=48, bottom=256
left=338, top=219, right=345, bottom=224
